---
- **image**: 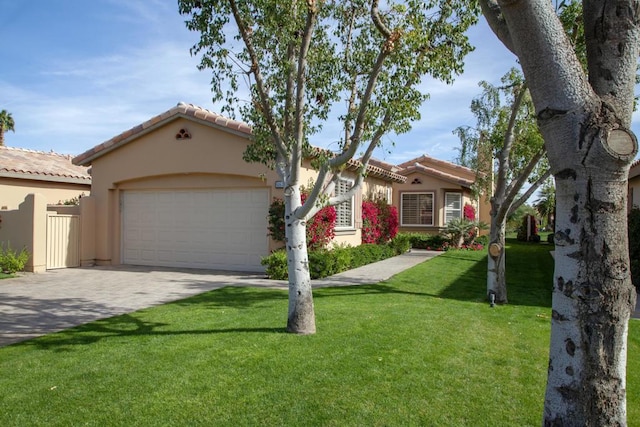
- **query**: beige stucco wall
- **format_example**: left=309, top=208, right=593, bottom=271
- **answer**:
left=0, top=178, right=89, bottom=210
left=393, top=171, right=489, bottom=235
left=0, top=193, right=47, bottom=272
left=86, top=117, right=283, bottom=266
left=297, top=163, right=395, bottom=248
left=85, top=116, right=398, bottom=267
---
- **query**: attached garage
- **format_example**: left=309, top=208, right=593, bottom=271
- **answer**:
left=122, top=189, right=268, bottom=272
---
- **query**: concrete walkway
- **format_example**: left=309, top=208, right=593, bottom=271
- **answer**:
left=0, top=250, right=441, bottom=347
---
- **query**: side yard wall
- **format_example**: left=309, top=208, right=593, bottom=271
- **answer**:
left=0, top=193, right=47, bottom=272
left=0, top=194, right=96, bottom=272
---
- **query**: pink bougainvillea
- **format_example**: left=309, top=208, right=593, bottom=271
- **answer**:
left=361, top=200, right=381, bottom=244
left=463, top=203, right=476, bottom=221
left=267, top=195, right=336, bottom=251
left=361, top=199, right=399, bottom=244
left=301, top=193, right=336, bottom=251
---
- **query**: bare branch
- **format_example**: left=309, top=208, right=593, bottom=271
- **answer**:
left=507, top=167, right=552, bottom=218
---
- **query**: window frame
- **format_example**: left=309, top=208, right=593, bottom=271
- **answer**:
left=444, top=192, right=463, bottom=224
left=400, top=192, right=435, bottom=227
left=335, top=178, right=355, bottom=230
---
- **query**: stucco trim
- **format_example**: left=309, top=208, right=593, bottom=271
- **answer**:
left=0, top=171, right=91, bottom=185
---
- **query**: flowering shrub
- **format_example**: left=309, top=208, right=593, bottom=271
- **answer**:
left=267, top=195, right=336, bottom=251
left=463, top=203, right=476, bottom=221
left=361, top=201, right=381, bottom=244
left=302, top=193, right=337, bottom=250
left=361, top=198, right=399, bottom=244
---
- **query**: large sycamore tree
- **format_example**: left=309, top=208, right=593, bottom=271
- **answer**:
left=456, top=68, right=550, bottom=304
left=179, top=0, right=477, bottom=334
left=481, top=0, right=639, bottom=424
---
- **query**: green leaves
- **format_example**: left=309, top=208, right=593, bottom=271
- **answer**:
left=179, top=0, right=480, bottom=168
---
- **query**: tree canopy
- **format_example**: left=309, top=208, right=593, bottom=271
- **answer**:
left=180, top=0, right=480, bottom=334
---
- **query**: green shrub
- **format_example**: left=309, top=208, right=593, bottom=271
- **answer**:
left=389, top=233, right=411, bottom=255
left=475, top=234, right=489, bottom=246
left=261, top=243, right=398, bottom=280
left=406, top=233, right=448, bottom=251
left=0, top=244, right=30, bottom=274
left=261, top=250, right=288, bottom=280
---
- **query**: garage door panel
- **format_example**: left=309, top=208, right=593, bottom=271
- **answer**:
left=123, top=189, right=268, bottom=272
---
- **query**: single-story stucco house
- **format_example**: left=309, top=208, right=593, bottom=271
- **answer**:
left=389, top=155, right=491, bottom=233
left=72, top=103, right=405, bottom=272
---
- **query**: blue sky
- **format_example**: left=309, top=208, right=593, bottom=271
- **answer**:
left=1, top=1, right=637, bottom=165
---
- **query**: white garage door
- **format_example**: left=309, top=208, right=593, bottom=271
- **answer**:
left=122, top=189, right=269, bottom=272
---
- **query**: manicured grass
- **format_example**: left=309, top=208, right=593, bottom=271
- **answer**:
left=0, top=240, right=638, bottom=426
left=0, top=272, right=15, bottom=279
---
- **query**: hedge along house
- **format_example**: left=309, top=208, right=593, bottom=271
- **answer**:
left=392, top=154, right=491, bottom=234
left=73, top=103, right=404, bottom=272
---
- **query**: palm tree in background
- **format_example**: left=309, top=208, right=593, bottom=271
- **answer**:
left=535, top=178, right=556, bottom=231
left=0, top=110, right=15, bottom=146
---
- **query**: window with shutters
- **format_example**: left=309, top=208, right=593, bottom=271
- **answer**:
left=401, top=192, right=434, bottom=226
left=444, top=192, right=462, bottom=224
left=335, top=178, right=354, bottom=229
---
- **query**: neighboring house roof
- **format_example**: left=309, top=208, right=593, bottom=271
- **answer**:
left=73, top=102, right=405, bottom=183
left=629, top=158, right=640, bottom=180
left=397, top=154, right=476, bottom=188
left=0, top=145, right=91, bottom=185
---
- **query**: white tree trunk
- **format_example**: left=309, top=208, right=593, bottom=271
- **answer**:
left=480, top=0, right=639, bottom=423
left=284, top=186, right=316, bottom=335
left=487, top=215, right=507, bottom=304
left=542, top=127, right=637, bottom=425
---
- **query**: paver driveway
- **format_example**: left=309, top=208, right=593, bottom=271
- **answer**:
left=0, top=265, right=285, bottom=347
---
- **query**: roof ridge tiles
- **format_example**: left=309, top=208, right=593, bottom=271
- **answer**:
left=0, top=145, right=75, bottom=159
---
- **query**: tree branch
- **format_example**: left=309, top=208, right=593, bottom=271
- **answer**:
left=479, top=0, right=516, bottom=54
left=507, top=167, right=552, bottom=218
left=329, top=1, right=393, bottom=169
left=371, top=0, right=391, bottom=39
left=583, top=0, right=639, bottom=125
left=229, top=0, right=288, bottom=160
left=291, top=1, right=319, bottom=186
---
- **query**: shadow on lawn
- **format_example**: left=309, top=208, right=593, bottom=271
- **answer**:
left=1, top=287, right=288, bottom=350
left=16, top=312, right=286, bottom=350
left=432, top=244, right=554, bottom=309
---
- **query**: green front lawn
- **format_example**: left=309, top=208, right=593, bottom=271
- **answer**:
left=1, top=240, right=638, bottom=426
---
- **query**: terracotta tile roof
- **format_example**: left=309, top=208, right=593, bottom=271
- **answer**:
left=366, top=157, right=401, bottom=173
left=397, top=154, right=476, bottom=177
left=346, top=158, right=406, bottom=183
left=73, top=102, right=252, bottom=166
left=73, top=103, right=405, bottom=182
left=400, top=162, right=474, bottom=188
left=395, top=153, right=478, bottom=188
left=0, top=146, right=91, bottom=184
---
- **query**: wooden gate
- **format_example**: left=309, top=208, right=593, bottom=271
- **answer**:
left=46, top=214, right=80, bottom=269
